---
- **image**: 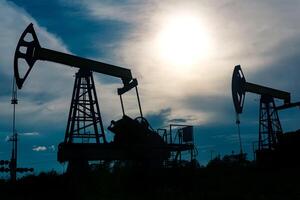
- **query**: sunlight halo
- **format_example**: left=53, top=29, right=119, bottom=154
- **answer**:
left=156, top=13, right=212, bottom=68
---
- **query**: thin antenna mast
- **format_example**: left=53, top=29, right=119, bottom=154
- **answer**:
left=10, top=77, right=18, bottom=181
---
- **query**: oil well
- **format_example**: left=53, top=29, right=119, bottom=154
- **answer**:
left=232, top=65, right=300, bottom=166
left=12, top=23, right=197, bottom=173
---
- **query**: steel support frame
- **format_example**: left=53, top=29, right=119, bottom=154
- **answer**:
left=258, top=95, right=283, bottom=151
left=65, top=69, right=106, bottom=144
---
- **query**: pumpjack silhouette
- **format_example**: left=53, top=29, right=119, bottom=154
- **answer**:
left=14, top=23, right=197, bottom=172
left=232, top=65, right=300, bottom=167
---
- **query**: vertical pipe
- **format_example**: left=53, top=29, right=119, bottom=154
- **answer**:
left=119, top=95, right=125, bottom=116
left=135, top=86, right=143, bottom=118
left=236, top=113, right=243, bottom=154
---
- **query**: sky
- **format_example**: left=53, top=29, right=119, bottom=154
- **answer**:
left=1, top=0, right=300, bottom=176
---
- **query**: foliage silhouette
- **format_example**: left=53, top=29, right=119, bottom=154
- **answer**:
left=1, top=162, right=300, bottom=200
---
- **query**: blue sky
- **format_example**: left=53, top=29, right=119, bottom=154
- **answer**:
left=1, top=0, right=300, bottom=176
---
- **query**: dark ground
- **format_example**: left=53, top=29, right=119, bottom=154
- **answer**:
left=1, top=164, right=300, bottom=200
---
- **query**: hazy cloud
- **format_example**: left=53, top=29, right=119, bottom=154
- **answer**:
left=168, top=118, right=187, bottom=124
left=61, top=0, right=154, bottom=24
left=4, top=0, right=298, bottom=130
left=146, top=108, right=172, bottom=128
left=2, top=0, right=300, bottom=169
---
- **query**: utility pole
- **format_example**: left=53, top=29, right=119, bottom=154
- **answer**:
left=10, top=78, right=18, bottom=182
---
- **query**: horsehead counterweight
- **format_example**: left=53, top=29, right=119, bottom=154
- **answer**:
left=231, top=65, right=290, bottom=114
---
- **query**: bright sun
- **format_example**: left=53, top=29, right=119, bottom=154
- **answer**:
left=156, top=14, right=211, bottom=67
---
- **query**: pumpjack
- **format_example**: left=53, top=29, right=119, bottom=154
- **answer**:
left=232, top=65, right=300, bottom=166
left=14, top=24, right=195, bottom=171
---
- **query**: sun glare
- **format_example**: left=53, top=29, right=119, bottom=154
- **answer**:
left=156, top=14, right=211, bottom=68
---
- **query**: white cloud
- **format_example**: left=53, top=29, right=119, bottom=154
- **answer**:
left=32, top=146, right=47, bottom=152
left=20, top=132, right=39, bottom=136
left=32, top=145, right=55, bottom=152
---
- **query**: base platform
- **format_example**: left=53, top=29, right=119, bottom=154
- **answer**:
left=57, top=143, right=194, bottom=162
